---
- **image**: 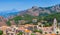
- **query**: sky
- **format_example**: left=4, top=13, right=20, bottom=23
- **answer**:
left=0, top=0, right=60, bottom=11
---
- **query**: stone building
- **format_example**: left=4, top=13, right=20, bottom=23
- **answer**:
left=6, top=25, right=18, bottom=35
left=36, top=18, right=59, bottom=34
left=53, top=18, right=60, bottom=34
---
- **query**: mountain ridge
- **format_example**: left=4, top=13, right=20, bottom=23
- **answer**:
left=0, top=4, right=60, bottom=26
left=0, top=4, right=60, bottom=18
left=19, top=4, right=60, bottom=16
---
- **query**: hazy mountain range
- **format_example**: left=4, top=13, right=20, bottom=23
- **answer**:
left=0, top=4, right=60, bottom=17
left=0, top=9, right=20, bottom=18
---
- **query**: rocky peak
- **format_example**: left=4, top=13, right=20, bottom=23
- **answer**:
left=32, top=6, right=39, bottom=9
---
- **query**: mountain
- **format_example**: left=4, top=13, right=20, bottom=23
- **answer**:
left=0, top=4, right=60, bottom=26
left=19, top=4, right=60, bottom=16
left=0, top=4, right=60, bottom=18
left=0, top=9, right=19, bottom=18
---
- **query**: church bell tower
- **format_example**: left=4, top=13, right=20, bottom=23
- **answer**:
left=53, top=18, right=57, bottom=33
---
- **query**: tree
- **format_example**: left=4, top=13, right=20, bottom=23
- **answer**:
left=39, top=30, right=43, bottom=34
left=33, top=29, right=43, bottom=34
left=44, top=23, right=50, bottom=27
left=45, top=32, right=47, bottom=34
left=17, top=32, right=23, bottom=35
left=42, top=22, right=52, bottom=27
left=56, top=31, right=59, bottom=35
left=6, top=21, right=11, bottom=26
left=31, top=33, right=35, bottom=35
left=15, top=20, right=19, bottom=26
left=0, top=30, right=3, bottom=35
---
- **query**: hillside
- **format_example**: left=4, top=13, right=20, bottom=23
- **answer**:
left=0, top=4, right=60, bottom=18
left=5, top=12, right=60, bottom=27
left=19, top=4, right=60, bottom=16
left=1, top=4, right=60, bottom=26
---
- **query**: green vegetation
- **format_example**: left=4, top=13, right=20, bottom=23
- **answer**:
left=7, top=13, right=60, bottom=26
left=33, top=29, right=43, bottom=34
left=45, top=32, right=47, bottom=34
left=44, top=13, right=60, bottom=22
left=6, top=21, right=11, bottom=26
left=17, top=32, right=23, bottom=35
left=13, top=16, right=23, bottom=21
left=0, top=30, right=3, bottom=35
left=42, top=22, right=52, bottom=27
left=31, top=33, right=35, bottom=35
left=23, top=14, right=34, bottom=20
left=13, top=14, right=34, bottom=21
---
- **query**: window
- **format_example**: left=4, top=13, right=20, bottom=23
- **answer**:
left=49, top=32, right=52, bottom=34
